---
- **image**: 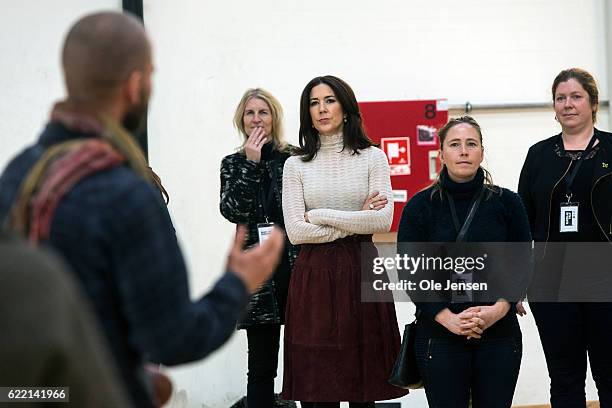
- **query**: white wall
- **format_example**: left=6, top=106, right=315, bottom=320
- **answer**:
left=0, top=0, right=122, bottom=160
left=0, top=1, right=609, bottom=407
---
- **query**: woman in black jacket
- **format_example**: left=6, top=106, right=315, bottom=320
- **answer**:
left=518, top=68, right=612, bottom=407
left=398, top=116, right=532, bottom=408
left=219, top=88, right=299, bottom=408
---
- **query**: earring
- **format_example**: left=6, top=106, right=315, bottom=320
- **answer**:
left=554, top=115, right=559, bottom=122
left=343, top=116, right=348, bottom=123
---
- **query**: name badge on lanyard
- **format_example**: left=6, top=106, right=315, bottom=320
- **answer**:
left=560, top=199, right=579, bottom=233
left=557, top=133, right=597, bottom=233
left=451, top=271, right=474, bottom=303
left=257, top=222, right=275, bottom=243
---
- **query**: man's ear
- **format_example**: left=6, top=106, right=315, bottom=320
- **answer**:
left=125, top=70, right=143, bottom=105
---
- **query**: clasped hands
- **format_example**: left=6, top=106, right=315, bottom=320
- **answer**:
left=435, top=301, right=511, bottom=340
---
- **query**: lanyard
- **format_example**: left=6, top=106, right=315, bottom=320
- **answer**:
left=258, top=163, right=277, bottom=223
left=559, top=133, right=597, bottom=200
left=446, top=185, right=485, bottom=243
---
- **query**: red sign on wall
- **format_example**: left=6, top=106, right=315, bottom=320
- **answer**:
left=359, top=99, right=448, bottom=232
left=381, top=137, right=411, bottom=175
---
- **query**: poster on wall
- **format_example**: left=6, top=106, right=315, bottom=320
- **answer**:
left=359, top=99, right=448, bottom=232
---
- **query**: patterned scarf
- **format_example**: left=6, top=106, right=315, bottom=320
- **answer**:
left=7, top=102, right=169, bottom=243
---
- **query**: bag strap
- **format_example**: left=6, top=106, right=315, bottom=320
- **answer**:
left=446, top=185, right=485, bottom=243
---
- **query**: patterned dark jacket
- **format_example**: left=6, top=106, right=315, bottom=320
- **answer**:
left=220, top=144, right=299, bottom=328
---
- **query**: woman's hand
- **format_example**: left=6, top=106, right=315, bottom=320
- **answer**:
left=435, top=308, right=483, bottom=339
left=457, top=306, right=483, bottom=339
left=361, top=191, right=388, bottom=211
left=516, top=300, right=527, bottom=317
left=464, top=301, right=510, bottom=333
left=244, top=126, right=267, bottom=162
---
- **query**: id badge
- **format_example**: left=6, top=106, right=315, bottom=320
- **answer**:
left=450, top=271, right=473, bottom=303
left=559, top=202, right=579, bottom=233
left=257, top=222, right=275, bottom=243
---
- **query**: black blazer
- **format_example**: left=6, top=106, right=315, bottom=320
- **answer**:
left=518, top=128, right=612, bottom=243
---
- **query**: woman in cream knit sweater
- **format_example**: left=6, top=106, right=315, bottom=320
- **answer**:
left=281, top=75, right=407, bottom=408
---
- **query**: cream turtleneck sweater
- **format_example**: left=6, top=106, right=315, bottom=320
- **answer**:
left=282, top=132, right=393, bottom=245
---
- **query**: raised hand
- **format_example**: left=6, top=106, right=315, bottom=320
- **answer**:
left=226, top=225, right=284, bottom=293
left=244, top=126, right=267, bottom=162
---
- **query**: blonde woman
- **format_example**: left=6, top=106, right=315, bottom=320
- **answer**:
left=220, top=88, right=298, bottom=408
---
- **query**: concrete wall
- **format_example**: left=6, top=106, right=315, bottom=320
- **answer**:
left=0, top=1, right=608, bottom=407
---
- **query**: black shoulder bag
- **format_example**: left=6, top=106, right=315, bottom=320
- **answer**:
left=388, top=314, right=423, bottom=389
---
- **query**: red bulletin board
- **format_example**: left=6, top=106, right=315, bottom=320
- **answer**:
left=359, top=99, right=448, bottom=232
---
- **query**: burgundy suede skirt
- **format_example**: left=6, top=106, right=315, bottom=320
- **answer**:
left=281, top=235, right=408, bottom=402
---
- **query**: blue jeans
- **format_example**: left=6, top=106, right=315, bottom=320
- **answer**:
left=415, top=335, right=522, bottom=408
left=531, top=302, right=612, bottom=408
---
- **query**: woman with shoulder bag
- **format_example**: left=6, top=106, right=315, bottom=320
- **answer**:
left=398, top=116, right=532, bottom=408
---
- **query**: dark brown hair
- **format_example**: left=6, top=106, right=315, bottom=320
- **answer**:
left=552, top=68, right=599, bottom=123
left=431, top=116, right=499, bottom=199
left=295, top=75, right=375, bottom=162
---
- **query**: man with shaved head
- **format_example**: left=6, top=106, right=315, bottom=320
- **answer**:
left=61, top=11, right=153, bottom=134
left=0, top=11, right=283, bottom=408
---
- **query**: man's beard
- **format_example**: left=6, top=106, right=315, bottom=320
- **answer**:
left=123, top=88, right=149, bottom=135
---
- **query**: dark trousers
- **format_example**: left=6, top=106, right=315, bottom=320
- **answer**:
left=300, top=403, right=375, bottom=408
left=531, top=302, right=612, bottom=408
left=246, top=324, right=281, bottom=408
left=415, top=336, right=521, bottom=408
